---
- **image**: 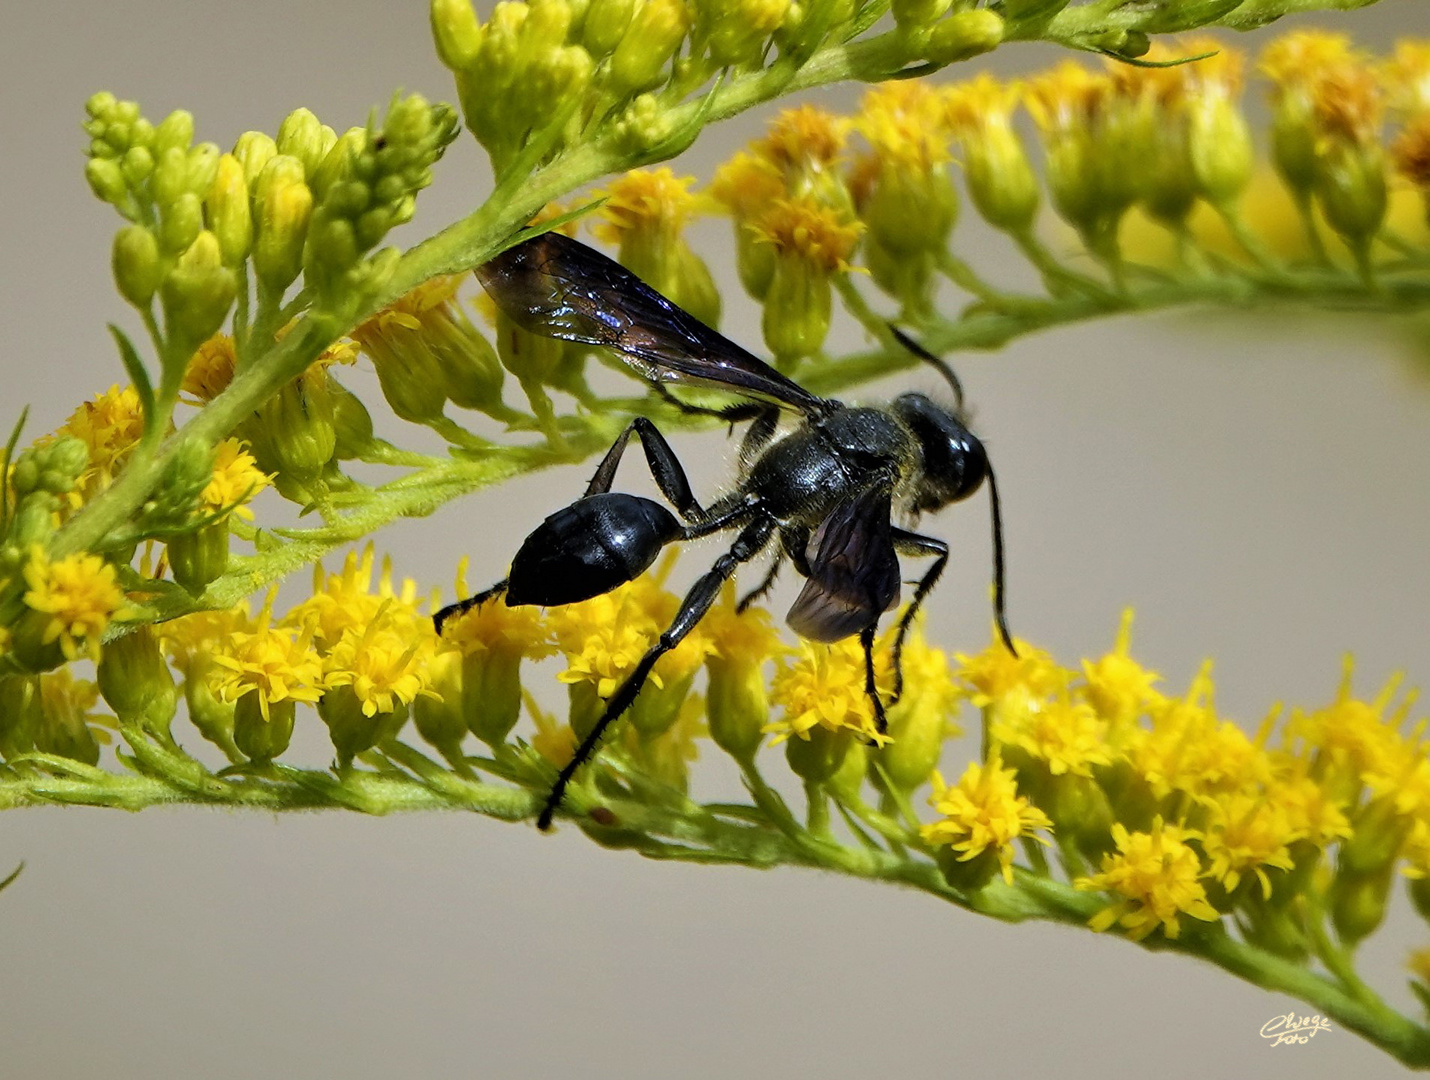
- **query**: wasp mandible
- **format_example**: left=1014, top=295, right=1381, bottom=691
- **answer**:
left=433, top=232, right=1015, bottom=830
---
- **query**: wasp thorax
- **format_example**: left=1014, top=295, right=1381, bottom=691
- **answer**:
left=893, top=392, right=987, bottom=512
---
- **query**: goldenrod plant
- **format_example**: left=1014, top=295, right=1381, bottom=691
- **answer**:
left=2, top=0, right=1429, bottom=1064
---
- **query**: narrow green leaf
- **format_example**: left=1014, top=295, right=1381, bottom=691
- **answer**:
left=108, top=324, right=158, bottom=436
left=0, top=861, right=23, bottom=895
left=0, top=405, right=30, bottom=534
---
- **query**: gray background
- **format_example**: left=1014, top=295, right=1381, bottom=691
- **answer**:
left=2, top=1, right=1428, bottom=1077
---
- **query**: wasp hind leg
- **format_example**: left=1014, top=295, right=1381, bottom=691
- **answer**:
left=432, top=577, right=510, bottom=635
left=537, top=514, right=777, bottom=830
left=586, top=416, right=705, bottom=522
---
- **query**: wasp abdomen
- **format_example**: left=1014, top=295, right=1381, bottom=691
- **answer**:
left=506, top=492, right=683, bottom=607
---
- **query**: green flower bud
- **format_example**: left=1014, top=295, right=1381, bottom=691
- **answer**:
left=206, top=154, right=253, bottom=265
left=232, top=130, right=278, bottom=187
left=1411, top=875, right=1430, bottom=924
left=183, top=670, right=239, bottom=757
left=438, top=321, right=508, bottom=415
left=860, top=166, right=957, bottom=258
left=161, top=231, right=238, bottom=350
left=413, top=650, right=468, bottom=761
left=583, top=0, right=634, bottom=57
left=431, top=0, right=486, bottom=69
left=35, top=438, right=90, bottom=494
left=785, top=725, right=850, bottom=784
left=185, top=143, right=222, bottom=196
left=9, top=494, right=59, bottom=548
left=233, top=693, right=295, bottom=762
left=923, top=8, right=1003, bottom=65
left=318, top=684, right=407, bottom=770
left=935, top=843, right=1000, bottom=893
left=1139, top=120, right=1198, bottom=226
left=153, top=110, right=195, bottom=156
left=706, top=654, right=768, bottom=762
left=8, top=610, right=66, bottom=674
left=1238, top=889, right=1309, bottom=960
left=328, top=377, right=377, bottom=460
left=167, top=520, right=231, bottom=594
left=1315, top=142, right=1388, bottom=249
left=734, top=224, right=776, bottom=300
left=33, top=676, right=101, bottom=766
left=827, top=738, right=869, bottom=804
left=608, top=0, right=688, bottom=98
left=961, top=119, right=1041, bottom=234
left=309, top=128, right=365, bottom=203
left=151, top=146, right=191, bottom=207
left=1044, top=771, right=1115, bottom=860
left=247, top=368, right=337, bottom=481
left=121, top=145, right=155, bottom=189
left=1188, top=96, right=1253, bottom=207
left=85, top=157, right=131, bottom=211
left=97, top=624, right=178, bottom=735
left=112, top=225, right=165, bottom=307
left=877, top=703, right=945, bottom=796
left=251, top=155, right=313, bottom=294
left=762, top=259, right=831, bottom=367
left=463, top=650, right=525, bottom=746
left=159, top=191, right=205, bottom=254
left=1340, top=796, right=1409, bottom=875
left=1331, top=864, right=1393, bottom=946
left=0, top=676, right=42, bottom=760
left=891, top=0, right=948, bottom=29
left=277, top=108, right=336, bottom=178
left=629, top=669, right=698, bottom=740
left=1270, top=96, right=1318, bottom=198
left=616, top=92, right=677, bottom=153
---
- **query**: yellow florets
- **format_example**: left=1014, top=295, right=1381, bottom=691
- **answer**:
left=992, top=694, right=1112, bottom=779
left=441, top=560, right=552, bottom=660
left=710, top=150, right=788, bottom=222
left=200, top=438, right=271, bottom=520
left=351, top=275, right=464, bottom=341
left=323, top=618, right=436, bottom=718
left=593, top=167, right=704, bottom=244
left=21, top=547, right=127, bottom=661
left=183, top=335, right=238, bottom=402
left=210, top=595, right=325, bottom=720
left=1381, top=40, right=1430, bottom=114
left=749, top=197, right=863, bottom=273
left=856, top=81, right=951, bottom=171
left=1311, top=62, right=1383, bottom=147
left=1200, top=792, right=1300, bottom=899
left=58, top=385, right=146, bottom=499
left=766, top=637, right=889, bottom=745
left=942, top=74, right=1021, bottom=134
left=920, top=748, right=1053, bottom=885
left=1259, top=30, right=1360, bottom=94
left=1078, top=818, right=1221, bottom=940
left=756, top=105, right=850, bottom=171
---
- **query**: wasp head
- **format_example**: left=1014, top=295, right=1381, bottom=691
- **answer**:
left=893, top=392, right=988, bottom=513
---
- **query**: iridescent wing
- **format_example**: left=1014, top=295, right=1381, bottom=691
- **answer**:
left=786, top=486, right=901, bottom=643
left=476, top=232, right=829, bottom=414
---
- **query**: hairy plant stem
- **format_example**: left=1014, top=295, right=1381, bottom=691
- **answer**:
left=6, top=719, right=1428, bottom=1065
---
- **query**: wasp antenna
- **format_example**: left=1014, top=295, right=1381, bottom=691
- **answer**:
left=985, top=462, right=1018, bottom=658
left=887, top=324, right=965, bottom=413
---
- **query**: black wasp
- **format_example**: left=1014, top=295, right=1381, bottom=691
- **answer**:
left=433, top=232, right=1015, bottom=830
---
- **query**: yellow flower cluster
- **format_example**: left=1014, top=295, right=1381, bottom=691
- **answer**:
left=933, top=612, right=1430, bottom=951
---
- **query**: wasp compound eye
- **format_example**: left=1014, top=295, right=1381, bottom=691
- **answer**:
left=506, top=492, right=682, bottom=607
